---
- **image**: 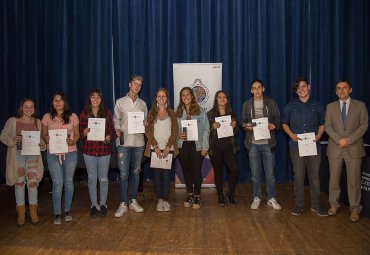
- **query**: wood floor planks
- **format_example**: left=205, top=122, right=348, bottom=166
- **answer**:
left=0, top=180, right=369, bottom=254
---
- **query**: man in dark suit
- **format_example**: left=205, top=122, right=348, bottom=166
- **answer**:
left=325, top=80, right=369, bottom=222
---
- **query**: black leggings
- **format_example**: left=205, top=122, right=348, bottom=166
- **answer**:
left=210, top=141, right=239, bottom=194
left=178, top=141, right=204, bottom=195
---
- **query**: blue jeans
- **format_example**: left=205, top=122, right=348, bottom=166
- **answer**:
left=117, top=146, right=144, bottom=203
left=152, top=168, right=171, bottom=200
left=289, top=145, right=321, bottom=209
left=47, top=151, right=77, bottom=215
left=15, top=151, right=39, bottom=205
left=248, top=144, right=276, bottom=199
left=83, top=154, right=111, bottom=208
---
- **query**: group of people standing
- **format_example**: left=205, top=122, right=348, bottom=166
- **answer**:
left=0, top=75, right=368, bottom=227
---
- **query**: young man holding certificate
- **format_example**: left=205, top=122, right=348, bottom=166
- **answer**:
left=144, top=88, right=178, bottom=212
left=282, top=78, right=327, bottom=217
left=241, top=80, right=281, bottom=210
left=113, top=75, right=148, bottom=217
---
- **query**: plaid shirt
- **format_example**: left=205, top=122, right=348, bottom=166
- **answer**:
left=79, top=110, right=114, bottom=157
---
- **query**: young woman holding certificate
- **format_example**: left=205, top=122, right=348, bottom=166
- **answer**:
left=42, top=92, right=79, bottom=225
left=207, top=91, right=239, bottom=206
left=176, top=87, right=209, bottom=209
left=79, top=89, right=114, bottom=218
left=144, top=88, right=178, bottom=212
left=0, top=98, right=46, bottom=226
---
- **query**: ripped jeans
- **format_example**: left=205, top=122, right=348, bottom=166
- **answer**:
left=83, top=154, right=111, bottom=208
left=15, top=151, right=39, bottom=205
left=117, top=146, right=144, bottom=203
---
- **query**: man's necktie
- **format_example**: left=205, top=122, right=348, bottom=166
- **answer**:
left=341, top=102, right=346, bottom=124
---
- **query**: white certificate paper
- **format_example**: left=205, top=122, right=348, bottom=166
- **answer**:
left=48, top=129, right=68, bottom=154
left=128, top=112, right=145, bottom=134
left=87, top=118, right=106, bottom=141
left=150, top=151, right=173, bottom=169
left=215, top=115, right=233, bottom=138
left=21, top=131, right=40, bottom=156
left=252, top=117, right=271, bottom=140
left=181, top=119, right=198, bottom=141
left=297, top=132, right=317, bottom=157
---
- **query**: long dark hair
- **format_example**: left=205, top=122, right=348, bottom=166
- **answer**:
left=147, top=88, right=172, bottom=125
left=49, top=92, right=72, bottom=124
left=211, top=90, right=232, bottom=115
left=175, top=87, right=200, bottom=117
left=16, top=98, right=38, bottom=126
left=82, top=88, right=108, bottom=120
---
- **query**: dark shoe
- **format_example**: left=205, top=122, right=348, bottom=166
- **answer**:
left=90, top=206, right=99, bottom=218
left=218, top=194, right=226, bottom=207
left=100, top=205, right=107, bottom=217
left=226, top=192, right=236, bottom=206
left=53, top=215, right=62, bottom=225
left=328, top=207, right=338, bottom=216
left=350, top=212, right=360, bottom=222
left=311, top=207, right=329, bottom=217
left=291, top=206, right=303, bottom=216
left=192, top=195, right=201, bottom=209
left=184, top=193, right=194, bottom=208
left=64, top=211, right=72, bottom=222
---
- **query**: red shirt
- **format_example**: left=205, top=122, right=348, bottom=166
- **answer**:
left=79, top=110, right=114, bottom=157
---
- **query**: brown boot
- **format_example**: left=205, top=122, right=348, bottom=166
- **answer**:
left=29, top=204, right=40, bottom=224
left=16, top=205, right=26, bottom=227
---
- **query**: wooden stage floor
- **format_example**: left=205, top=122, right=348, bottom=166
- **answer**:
left=0, top=180, right=369, bottom=255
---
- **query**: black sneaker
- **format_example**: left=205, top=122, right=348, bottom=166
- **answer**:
left=100, top=205, right=107, bottom=218
left=90, top=206, right=99, bottom=218
left=291, top=206, right=303, bottom=216
left=218, top=193, right=226, bottom=207
left=64, top=211, right=72, bottom=222
left=311, top=207, right=329, bottom=217
left=226, top=192, right=236, bottom=206
left=53, top=215, right=62, bottom=225
left=184, top=193, right=194, bottom=208
left=192, top=195, right=201, bottom=209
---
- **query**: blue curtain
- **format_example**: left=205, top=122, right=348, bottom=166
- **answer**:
left=2, top=0, right=370, bottom=183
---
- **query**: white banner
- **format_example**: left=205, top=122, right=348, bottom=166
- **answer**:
left=173, top=63, right=222, bottom=112
left=173, top=63, right=222, bottom=188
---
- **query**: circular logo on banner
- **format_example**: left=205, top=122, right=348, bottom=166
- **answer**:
left=190, top=79, right=209, bottom=106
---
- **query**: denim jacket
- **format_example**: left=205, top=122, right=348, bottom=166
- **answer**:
left=241, top=96, right=281, bottom=151
left=176, top=107, right=210, bottom=151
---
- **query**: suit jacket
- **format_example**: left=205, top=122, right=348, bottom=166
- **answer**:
left=325, top=99, right=368, bottom=158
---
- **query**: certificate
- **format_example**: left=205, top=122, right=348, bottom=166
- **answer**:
left=48, top=129, right=68, bottom=154
left=252, top=117, right=271, bottom=140
left=297, top=132, right=317, bottom=157
left=181, top=120, right=198, bottom=141
left=127, top=112, right=145, bottom=134
left=150, top=151, right=173, bottom=170
left=87, top=118, right=106, bottom=141
left=21, top=131, right=40, bottom=156
left=215, top=115, right=233, bottom=138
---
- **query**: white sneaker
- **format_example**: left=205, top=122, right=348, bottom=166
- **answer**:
left=267, top=198, right=282, bottom=210
left=251, top=197, right=261, bottom=210
left=156, top=199, right=164, bottom=212
left=129, top=199, right=144, bottom=213
left=114, top=202, right=128, bottom=217
left=163, top=201, right=171, bottom=212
